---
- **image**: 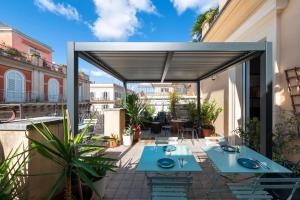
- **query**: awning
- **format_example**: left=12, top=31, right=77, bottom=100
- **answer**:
left=72, top=42, right=266, bottom=82
left=67, top=42, right=273, bottom=158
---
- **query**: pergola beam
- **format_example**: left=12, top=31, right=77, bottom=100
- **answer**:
left=161, top=52, right=173, bottom=83
left=74, top=42, right=266, bottom=52
left=198, top=51, right=262, bottom=81
left=79, top=51, right=126, bottom=82
left=260, top=42, right=273, bottom=158
left=67, top=42, right=78, bottom=137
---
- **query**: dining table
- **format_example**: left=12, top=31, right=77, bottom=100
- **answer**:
left=202, top=144, right=292, bottom=193
left=170, top=119, right=188, bottom=134
left=136, top=145, right=202, bottom=174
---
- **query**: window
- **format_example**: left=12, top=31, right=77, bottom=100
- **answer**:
left=103, top=91, right=109, bottom=100
left=161, top=88, right=169, bottom=93
left=48, top=78, right=59, bottom=102
left=29, top=47, right=41, bottom=57
left=5, top=70, right=25, bottom=102
left=102, top=104, right=108, bottom=109
left=90, top=92, right=95, bottom=99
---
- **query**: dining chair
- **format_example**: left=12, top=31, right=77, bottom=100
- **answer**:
left=179, top=121, right=198, bottom=143
left=148, top=176, right=192, bottom=200
left=228, top=177, right=300, bottom=200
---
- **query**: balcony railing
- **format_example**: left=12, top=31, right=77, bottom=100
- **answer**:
left=0, top=90, right=90, bottom=104
left=0, top=43, right=66, bottom=74
left=0, top=90, right=64, bottom=103
left=90, top=96, right=117, bottom=102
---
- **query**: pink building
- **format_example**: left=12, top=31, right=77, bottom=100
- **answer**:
left=0, top=22, right=90, bottom=119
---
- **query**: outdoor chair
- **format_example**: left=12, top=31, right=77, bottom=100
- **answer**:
left=179, top=121, right=198, bottom=142
left=228, top=177, right=300, bottom=200
left=161, top=125, right=172, bottom=136
left=155, top=137, right=178, bottom=145
left=148, top=176, right=192, bottom=200
left=82, top=118, right=98, bottom=136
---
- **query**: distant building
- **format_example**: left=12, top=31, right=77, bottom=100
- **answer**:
left=90, top=83, right=125, bottom=112
left=0, top=22, right=90, bottom=119
left=137, top=83, right=197, bottom=113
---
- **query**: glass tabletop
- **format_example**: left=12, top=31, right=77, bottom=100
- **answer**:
left=136, top=145, right=202, bottom=172
left=202, top=145, right=292, bottom=174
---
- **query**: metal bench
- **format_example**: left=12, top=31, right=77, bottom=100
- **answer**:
left=148, top=176, right=192, bottom=200
left=228, top=177, right=300, bottom=200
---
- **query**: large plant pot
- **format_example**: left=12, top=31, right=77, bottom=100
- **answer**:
left=93, top=176, right=107, bottom=200
left=123, top=135, right=133, bottom=146
left=202, top=128, right=214, bottom=137
left=133, top=124, right=141, bottom=142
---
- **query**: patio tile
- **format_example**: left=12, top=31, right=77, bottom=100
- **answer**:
left=102, top=139, right=237, bottom=200
left=114, top=189, right=129, bottom=198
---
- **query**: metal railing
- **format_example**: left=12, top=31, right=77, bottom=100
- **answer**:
left=0, top=90, right=65, bottom=103
left=0, top=43, right=65, bottom=74
left=0, top=90, right=90, bottom=103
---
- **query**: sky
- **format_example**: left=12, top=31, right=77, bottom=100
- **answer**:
left=0, top=0, right=218, bottom=85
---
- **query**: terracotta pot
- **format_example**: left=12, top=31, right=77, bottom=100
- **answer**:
left=202, top=128, right=214, bottom=137
left=109, top=141, right=118, bottom=148
left=133, top=124, right=141, bottom=142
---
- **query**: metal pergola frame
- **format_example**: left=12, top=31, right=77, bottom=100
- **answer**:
left=67, top=42, right=273, bottom=158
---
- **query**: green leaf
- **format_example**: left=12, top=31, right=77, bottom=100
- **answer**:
left=76, top=169, right=99, bottom=197
left=46, top=168, right=67, bottom=200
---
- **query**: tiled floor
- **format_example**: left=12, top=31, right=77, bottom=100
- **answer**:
left=103, top=138, right=238, bottom=200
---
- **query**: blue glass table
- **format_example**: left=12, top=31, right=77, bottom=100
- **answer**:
left=202, top=145, right=292, bottom=174
left=136, top=145, right=202, bottom=173
left=202, top=145, right=292, bottom=194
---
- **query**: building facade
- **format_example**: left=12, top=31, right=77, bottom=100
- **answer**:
left=199, top=0, right=300, bottom=158
left=0, top=22, right=90, bottom=119
left=90, top=83, right=125, bottom=112
left=137, top=83, right=197, bottom=114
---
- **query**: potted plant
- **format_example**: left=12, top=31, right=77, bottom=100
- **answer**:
left=123, top=126, right=134, bottom=146
left=28, top=112, right=111, bottom=200
left=200, top=99, right=222, bottom=137
left=169, top=91, right=179, bottom=119
left=187, top=101, right=197, bottom=124
left=121, top=93, right=146, bottom=142
left=83, top=148, right=116, bottom=200
left=108, top=134, right=119, bottom=148
left=233, top=118, right=260, bottom=151
left=0, top=145, right=29, bottom=200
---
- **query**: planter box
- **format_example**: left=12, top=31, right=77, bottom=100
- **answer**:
left=93, top=176, right=108, bottom=200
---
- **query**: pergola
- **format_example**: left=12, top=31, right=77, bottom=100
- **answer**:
left=67, top=42, right=273, bottom=158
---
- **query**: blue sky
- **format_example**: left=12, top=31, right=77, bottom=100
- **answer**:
left=0, top=0, right=217, bottom=85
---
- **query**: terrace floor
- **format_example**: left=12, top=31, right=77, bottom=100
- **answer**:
left=103, top=136, right=243, bottom=200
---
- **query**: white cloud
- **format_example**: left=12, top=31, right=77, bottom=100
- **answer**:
left=170, top=0, right=218, bottom=15
left=91, top=70, right=111, bottom=78
left=34, top=0, right=80, bottom=21
left=91, top=0, right=156, bottom=41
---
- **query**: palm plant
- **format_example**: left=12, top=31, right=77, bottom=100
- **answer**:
left=187, top=101, right=197, bottom=123
left=169, top=91, right=180, bottom=119
left=122, top=93, right=146, bottom=126
left=27, top=112, right=116, bottom=200
left=0, top=145, right=29, bottom=200
left=200, top=99, right=223, bottom=130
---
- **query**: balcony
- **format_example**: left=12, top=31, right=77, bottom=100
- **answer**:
left=0, top=90, right=90, bottom=104
left=0, top=43, right=65, bottom=74
left=90, top=96, right=118, bottom=103
left=0, top=90, right=65, bottom=103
